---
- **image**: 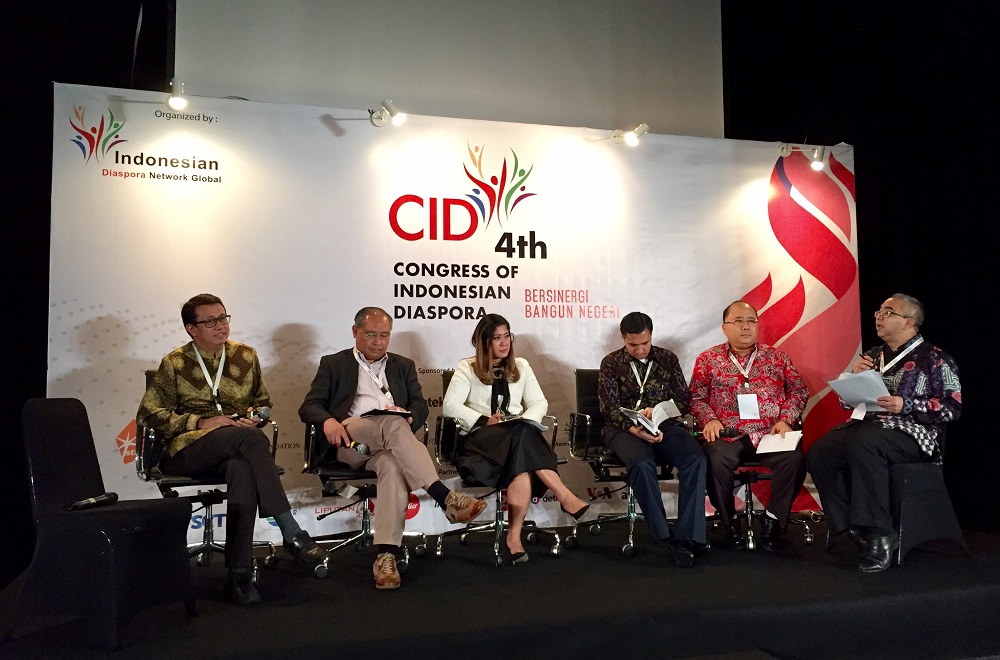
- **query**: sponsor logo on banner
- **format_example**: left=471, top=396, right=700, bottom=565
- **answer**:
left=367, top=492, right=421, bottom=520
left=116, top=420, right=137, bottom=465
left=192, top=513, right=226, bottom=529
left=68, top=101, right=223, bottom=183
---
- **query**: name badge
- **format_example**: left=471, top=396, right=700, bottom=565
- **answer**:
left=737, top=393, right=760, bottom=420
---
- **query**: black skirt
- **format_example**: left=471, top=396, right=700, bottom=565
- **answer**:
left=455, top=420, right=558, bottom=498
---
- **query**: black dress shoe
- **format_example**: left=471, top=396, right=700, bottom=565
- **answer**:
left=858, top=529, right=899, bottom=573
left=760, top=517, right=783, bottom=553
left=693, top=541, right=710, bottom=558
left=847, top=527, right=871, bottom=552
left=662, top=539, right=695, bottom=567
left=284, top=530, right=327, bottom=565
left=717, top=524, right=747, bottom=550
left=225, top=571, right=261, bottom=605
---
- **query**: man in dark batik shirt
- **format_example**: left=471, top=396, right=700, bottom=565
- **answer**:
left=808, top=293, right=962, bottom=573
left=598, top=311, right=707, bottom=567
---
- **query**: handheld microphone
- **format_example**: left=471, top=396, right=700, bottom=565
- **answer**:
left=68, top=492, right=119, bottom=511
left=347, top=440, right=370, bottom=455
left=231, top=406, right=271, bottom=426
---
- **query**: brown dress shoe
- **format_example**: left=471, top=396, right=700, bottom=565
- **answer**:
left=444, top=491, right=487, bottom=523
left=373, top=552, right=401, bottom=590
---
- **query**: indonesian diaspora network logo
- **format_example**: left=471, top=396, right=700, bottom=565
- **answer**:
left=463, top=142, right=537, bottom=228
left=116, top=420, right=137, bottom=465
left=69, top=105, right=127, bottom=164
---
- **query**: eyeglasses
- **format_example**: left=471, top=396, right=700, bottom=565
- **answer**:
left=723, top=318, right=758, bottom=327
left=192, top=314, right=231, bottom=328
left=362, top=332, right=391, bottom=340
left=874, top=309, right=909, bottom=320
left=491, top=332, right=514, bottom=342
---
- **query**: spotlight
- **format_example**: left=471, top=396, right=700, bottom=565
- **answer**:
left=611, top=122, right=650, bottom=147
left=167, top=78, right=187, bottom=111
left=811, top=146, right=826, bottom=171
left=370, top=99, right=406, bottom=127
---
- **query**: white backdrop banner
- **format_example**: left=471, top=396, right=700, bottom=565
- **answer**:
left=49, top=83, right=858, bottom=545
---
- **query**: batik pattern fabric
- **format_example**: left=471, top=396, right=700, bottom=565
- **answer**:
left=598, top=345, right=691, bottom=434
left=857, top=334, right=961, bottom=460
left=689, top=342, right=808, bottom=446
left=136, top=340, right=271, bottom=456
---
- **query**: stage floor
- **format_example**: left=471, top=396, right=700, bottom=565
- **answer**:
left=3, top=519, right=1000, bottom=659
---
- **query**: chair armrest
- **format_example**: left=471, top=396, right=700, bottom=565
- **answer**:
left=542, top=414, right=559, bottom=450
left=303, top=423, right=319, bottom=473
left=567, top=412, right=593, bottom=460
left=434, top=415, right=461, bottom=467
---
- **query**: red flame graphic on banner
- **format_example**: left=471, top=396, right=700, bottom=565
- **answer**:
left=741, top=149, right=859, bottom=512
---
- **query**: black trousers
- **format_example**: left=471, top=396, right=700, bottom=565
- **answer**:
left=162, top=426, right=290, bottom=569
left=806, top=420, right=927, bottom=533
left=605, top=424, right=707, bottom=543
left=702, top=435, right=806, bottom=526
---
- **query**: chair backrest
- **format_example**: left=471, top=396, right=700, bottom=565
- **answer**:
left=436, top=370, right=460, bottom=464
left=21, top=398, right=107, bottom=521
left=135, top=369, right=168, bottom=480
left=570, top=369, right=606, bottom=456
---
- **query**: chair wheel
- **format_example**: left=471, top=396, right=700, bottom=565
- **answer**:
left=564, top=535, right=578, bottom=549
left=313, top=563, right=329, bottom=579
left=589, top=524, right=602, bottom=536
left=397, top=559, right=409, bottom=574
left=621, top=544, right=634, bottom=557
left=746, top=537, right=756, bottom=551
left=550, top=545, right=562, bottom=557
left=196, top=552, right=211, bottom=566
left=804, top=532, right=815, bottom=545
left=495, top=555, right=504, bottom=567
left=414, top=544, right=427, bottom=558
left=262, top=554, right=278, bottom=569
left=526, top=532, right=539, bottom=544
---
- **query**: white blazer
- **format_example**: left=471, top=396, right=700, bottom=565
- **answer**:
left=442, top=357, right=547, bottom=433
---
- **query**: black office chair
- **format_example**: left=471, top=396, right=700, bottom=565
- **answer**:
left=891, top=429, right=967, bottom=564
left=4, top=398, right=195, bottom=650
left=302, top=422, right=428, bottom=579
left=567, top=368, right=677, bottom=556
left=434, top=369, right=563, bottom=566
left=135, top=371, right=278, bottom=578
left=730, top=462, right=815, bottom=550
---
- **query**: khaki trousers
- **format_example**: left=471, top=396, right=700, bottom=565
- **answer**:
left=336, top=415, right=439, bottom=546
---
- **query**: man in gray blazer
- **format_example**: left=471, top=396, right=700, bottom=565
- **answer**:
left=299, top=307, right=485, bottom=589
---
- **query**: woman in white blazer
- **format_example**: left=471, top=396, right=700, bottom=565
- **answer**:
left=443, top=313, right=589, bottom=563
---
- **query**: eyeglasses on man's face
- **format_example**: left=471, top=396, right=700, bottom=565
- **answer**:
left=723, top=318, right=758, bottom=327
left=874, top=309, right=909, bottom=320
left=362, top=331, right=391, bottom=340
left=192, top=314, right=231, bottom=328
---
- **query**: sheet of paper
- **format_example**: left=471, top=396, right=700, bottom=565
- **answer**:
left=756, top=430, right=802, bottom=453
left=650, top=400, right=682, bottom=427
left=827, top=370, right=890, bottom=407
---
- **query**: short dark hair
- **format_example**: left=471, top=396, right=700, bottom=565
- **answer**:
left=723, top=300, right=757, bottom=321
left=182, top=293, right=224, bottom=326
left=620, top=311, right=652, bottom=336
left=354, top=307, right=392, bottom=328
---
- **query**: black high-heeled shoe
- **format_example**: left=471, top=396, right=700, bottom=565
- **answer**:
left=561, top=503, right=591, bottom=521
left=509, top=551, right=529, bottom=565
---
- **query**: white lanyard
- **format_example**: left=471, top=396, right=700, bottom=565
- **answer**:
left=729, top=348, right=757, bottom=390
left=193, top=345, right=226, bottom=412
left=879, top=336, right=923, bottom=373
left=354, top=348, right=395, bottom=404
left=629, top=359, right=652, bottom=408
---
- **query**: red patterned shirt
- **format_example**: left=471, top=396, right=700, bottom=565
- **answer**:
left=689, top=342, right=808, bottom=446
